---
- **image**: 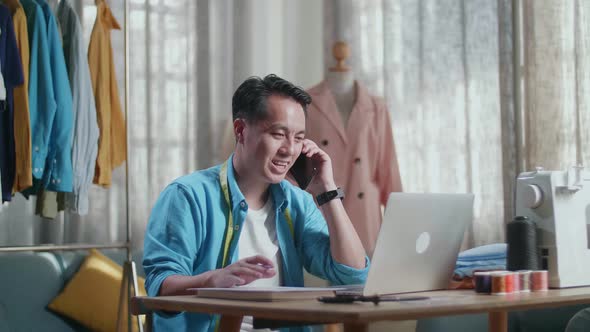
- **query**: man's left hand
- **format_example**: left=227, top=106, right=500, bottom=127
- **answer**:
left=300, top=139, right=337, bottom=196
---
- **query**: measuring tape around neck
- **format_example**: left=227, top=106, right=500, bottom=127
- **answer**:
left=218, top=161, right=294, bottom=268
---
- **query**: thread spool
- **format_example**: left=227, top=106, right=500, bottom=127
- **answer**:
left=504, top=272, right=515, bottom=293
left=507, top=216, right=539, bottom=271
left=491, top=272, right=509, bottom=295
left=474, top=272, right=492, bottom=294
left=531, top=270, right=548, bottom=291
left=511, top=272, right=521, bottom=293
left=518, top=270, right=532, bottom=292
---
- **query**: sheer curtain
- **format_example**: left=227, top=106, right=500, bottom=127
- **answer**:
left=0, top=0, right=223, bottom=249
left=0, top=0, right=323, bottom=250
left=61, top=0, right=235, bottom=249
left=521, top=0, right=590, bottom=170
left=324, top=0, right=590, bottom=247
left=67, top=0, right=208, bottom=248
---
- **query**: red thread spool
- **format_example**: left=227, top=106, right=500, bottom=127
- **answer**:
left=531, top=270, right=548, bottom=291
left=491, top=272, right=508, bottom=295
left=504, top=272, right=515, bottom=293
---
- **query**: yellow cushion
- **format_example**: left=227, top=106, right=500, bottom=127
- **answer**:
left=48, top=249, right=146, bottom=332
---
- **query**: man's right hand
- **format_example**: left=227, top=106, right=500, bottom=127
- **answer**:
left=205, top=255, right=276, bottom=288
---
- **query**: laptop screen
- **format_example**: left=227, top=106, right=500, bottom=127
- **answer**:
left=363, top=193, right=474, bottom=296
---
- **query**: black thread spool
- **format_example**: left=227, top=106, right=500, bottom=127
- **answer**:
left=507, top=216, right=539, bottom=271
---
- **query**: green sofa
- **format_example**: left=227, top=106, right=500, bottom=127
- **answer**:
left=0, top=250, right=143, bottom=332
left=0, top=251, right=587, bottom=332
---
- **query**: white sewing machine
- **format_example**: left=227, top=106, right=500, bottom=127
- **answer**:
left=515, top=166, right=590, bottom=288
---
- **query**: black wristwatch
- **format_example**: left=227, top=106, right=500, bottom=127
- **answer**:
left=316, top=188, right=345, bottom=206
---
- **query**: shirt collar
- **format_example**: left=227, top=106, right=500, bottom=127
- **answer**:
left=309, top=79, right=374, bottom=115
left=225, top=154, right=246, bottom=211
left=96, top=0, right=121, bottom=30
left=225, top=154, right=288, bottom=211
left=8, top=0, right=24, bottom=14
left=269, top=181, right=288, bottom=211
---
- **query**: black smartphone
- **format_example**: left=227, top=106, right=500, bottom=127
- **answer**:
left=317, top=294, right=429, bottom=304
left=289, top=154, right=317, bottom=190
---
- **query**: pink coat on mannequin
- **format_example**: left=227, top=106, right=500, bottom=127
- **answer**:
left=306, top=81, right=403, bottom=257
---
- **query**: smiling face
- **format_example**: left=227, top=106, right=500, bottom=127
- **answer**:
left=235, top=94, right=306, bottom=185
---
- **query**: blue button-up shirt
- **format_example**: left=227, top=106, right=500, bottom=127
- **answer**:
left=37, top=0, right=73, bottom=192
left=20, top=0, right=56, bottom=183
left=144, top=155, right=369, bottom=332
left=56, top=0, right=99, bottom=213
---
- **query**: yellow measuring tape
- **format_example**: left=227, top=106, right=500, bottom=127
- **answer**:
left=214, top=161, right=295, bottom=331
left=218, top=161, right=294, bottom=268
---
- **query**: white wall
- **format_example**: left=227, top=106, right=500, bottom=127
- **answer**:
left=282, top=0, right=324, bottom=88
left=0, top=0, right=325, bottom=247
left=215, top=0, right=324, bottom=161
left=233, top=0, right=324, bottom=89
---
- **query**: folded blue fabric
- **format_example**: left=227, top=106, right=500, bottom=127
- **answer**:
left=453, top=243, right=507, bottom=278
left=455, top=259, right=506, bottom=268
left=457, top=243, right=507, bottom=262
left=454, top=264, right=506, bottom=278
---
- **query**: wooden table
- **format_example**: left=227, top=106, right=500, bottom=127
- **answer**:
left=131, top=288, right=590, bottom=332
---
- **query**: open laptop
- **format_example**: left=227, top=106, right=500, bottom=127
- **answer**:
left=338, top=192, right=474, bottom=296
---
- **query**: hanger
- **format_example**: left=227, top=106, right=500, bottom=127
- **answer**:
left=328, top=41, right=351, bottom=72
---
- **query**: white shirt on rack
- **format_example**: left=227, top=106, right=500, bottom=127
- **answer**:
left=238, top=198, right=281, bottom=332
left=0, top=73, right=5, bottom=101
left=0, top=26, right=6, bottom=101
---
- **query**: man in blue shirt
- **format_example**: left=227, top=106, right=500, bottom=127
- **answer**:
left=143, top=74, right=368, bottom=331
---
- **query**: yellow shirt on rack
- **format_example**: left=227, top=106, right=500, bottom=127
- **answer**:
left=11, top=1, right=32, bottom=192
left=88, top=0, right=126, bottom=187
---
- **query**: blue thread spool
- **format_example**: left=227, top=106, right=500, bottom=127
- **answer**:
left=474, top=271, right=492, bottom=294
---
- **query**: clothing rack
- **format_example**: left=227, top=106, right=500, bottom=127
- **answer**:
left=0, top=1, right=141, bottom=331
left=0, top=242, right=128, bottom=252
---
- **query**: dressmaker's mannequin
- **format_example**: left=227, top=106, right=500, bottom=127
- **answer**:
left=326, top=41, right=355, bottom=126
left=306, top=41, right=403, bottom=257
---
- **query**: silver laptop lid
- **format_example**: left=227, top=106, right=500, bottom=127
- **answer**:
left=363, top=193, right=474, bottom=296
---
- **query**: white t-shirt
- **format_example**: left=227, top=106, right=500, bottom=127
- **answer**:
left=0, top=71, right=6, bottom=101
left=238, top=198, right=281, bottom=332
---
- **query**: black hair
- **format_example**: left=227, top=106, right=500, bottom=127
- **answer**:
left=232, top=74, right=312, bottom=122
